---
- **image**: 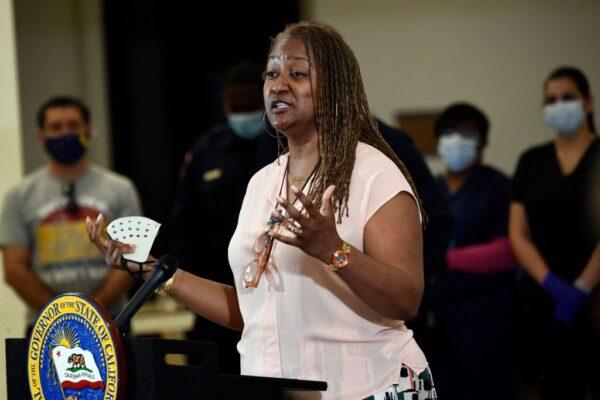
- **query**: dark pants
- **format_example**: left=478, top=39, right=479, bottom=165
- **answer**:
left=519, top=281, right=600, bottom=400
left=428, top=273, right=518, bottom=400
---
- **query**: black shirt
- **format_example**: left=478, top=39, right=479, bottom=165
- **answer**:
left=511, top=137, right=599, bottom=281
left=171, top=124, right=278, bottom=283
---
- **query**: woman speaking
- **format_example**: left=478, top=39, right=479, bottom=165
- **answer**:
left=88, top=22, right=436, bottom=399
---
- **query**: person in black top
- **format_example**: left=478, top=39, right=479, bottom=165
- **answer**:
left=510, top=66, right=600, bottom=399
left=171, top=63, right=278, bottom=373
left=428, top=103, right=517, bottom=399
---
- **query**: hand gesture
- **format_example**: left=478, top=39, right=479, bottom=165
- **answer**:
left=270, top=185, right=342, bottom=264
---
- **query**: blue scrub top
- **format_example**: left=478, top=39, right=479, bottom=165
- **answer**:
left=426, top=165, right=515, bottom=306
left=437, top=165, right=510, bottom=249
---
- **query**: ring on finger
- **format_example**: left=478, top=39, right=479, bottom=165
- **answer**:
left=284, top=223, right=303, bottom=236
left=278, top=209, right=298, bottom=225
left=286, top=208, right=309, bottom=224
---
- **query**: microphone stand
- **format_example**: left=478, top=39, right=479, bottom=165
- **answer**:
left=114, top=255, right=178, bottom=335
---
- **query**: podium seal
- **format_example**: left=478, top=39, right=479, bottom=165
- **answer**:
left=27, top=293, right=124, bottom=400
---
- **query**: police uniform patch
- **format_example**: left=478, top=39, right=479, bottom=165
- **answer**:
left=27, top=293, right=124, bottom=400
left=202, top=168, right=222, bottom=182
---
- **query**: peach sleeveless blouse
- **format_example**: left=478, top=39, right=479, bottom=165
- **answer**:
left=228, top=142, right=428, bottom=399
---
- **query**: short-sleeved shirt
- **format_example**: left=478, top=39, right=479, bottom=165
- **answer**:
left=228, top=142, right=427, bottom=399
left=0, top=165, right=141, bottom=321
left=511, top=138, right=599, bottom=281
left=377, top=120, right=453, bottom=281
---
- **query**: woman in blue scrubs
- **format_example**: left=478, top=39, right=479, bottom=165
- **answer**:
left=429, top=103, right=517, bottom=400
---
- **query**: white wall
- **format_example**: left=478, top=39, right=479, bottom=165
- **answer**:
left=303, top=0, right=600, bottom=174
left=14, top=0, right=111, bottom=172
left=0, top=0, right=26, bottom=397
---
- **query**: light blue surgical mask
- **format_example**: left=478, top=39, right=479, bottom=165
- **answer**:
left=228, top=110, right=264, bottom=140
left=543, top=100, right=585, bottom=137
left=437, top=133, right=479, bottom=173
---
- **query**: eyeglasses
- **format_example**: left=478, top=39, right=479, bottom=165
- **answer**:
left=62, top=182, right=79, bottom=214
left=243, top=158, right=318, bottom=288
left=242, top=228, right=277, bottom=288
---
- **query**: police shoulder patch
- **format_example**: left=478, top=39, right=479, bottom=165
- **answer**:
left=27, top=293, right=124, bottom=400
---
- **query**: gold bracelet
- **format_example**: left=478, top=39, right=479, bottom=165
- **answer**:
left=154, top=273, right=176, bottom=296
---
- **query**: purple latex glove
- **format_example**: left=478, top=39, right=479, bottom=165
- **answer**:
left=541, top=273, right=589, bottom=324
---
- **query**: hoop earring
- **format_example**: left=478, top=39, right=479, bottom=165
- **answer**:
left=263, top=112, right=280, bottom=139
left=263, top=112, right=288, bottom=157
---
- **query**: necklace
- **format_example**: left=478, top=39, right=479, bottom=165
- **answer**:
left=290, top=175, right=309, bottom=187
left=267, top=158, right=319, bottom=227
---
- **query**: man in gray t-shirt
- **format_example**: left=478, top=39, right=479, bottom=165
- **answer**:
left=0, top=96, right=140, bottom=327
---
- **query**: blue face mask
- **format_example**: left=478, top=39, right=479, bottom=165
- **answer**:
left=437, top=133, right=479, bottom=173
left=228, top=111, right=264, bottom=140
left=543, top=100, right=585, bottom=137
left=44, top=133, right=88, bottom=165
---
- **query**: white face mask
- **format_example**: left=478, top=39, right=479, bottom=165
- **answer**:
left=437, top=133, right=479, bottom=173
left=543, top=100, right=586, bottom=137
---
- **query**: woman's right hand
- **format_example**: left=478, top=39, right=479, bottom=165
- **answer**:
left=85, top=213, right=136, bottom=269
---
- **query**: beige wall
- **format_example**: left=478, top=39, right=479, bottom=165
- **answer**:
left=14, top=0, right=111, bottom=172
left=1, top=1, right=110, bottom=395
left=0, top=0, right=26, bottom=396
left=303, top=0, right=600, bottom=174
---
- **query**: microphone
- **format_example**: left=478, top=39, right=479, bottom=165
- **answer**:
left=114, top=255, right=179, bottom=332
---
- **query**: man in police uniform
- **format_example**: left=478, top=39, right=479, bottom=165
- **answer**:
left=172, top=63, right=277, bottom=373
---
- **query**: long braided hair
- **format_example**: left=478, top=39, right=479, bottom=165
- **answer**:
left=268, top=22, right=424, bottom=223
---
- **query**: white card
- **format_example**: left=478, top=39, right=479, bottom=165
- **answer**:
left=106, top=216, right=161, bottom=263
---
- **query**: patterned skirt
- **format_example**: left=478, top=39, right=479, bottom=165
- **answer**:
left=363, top=364, right=437, bottom=400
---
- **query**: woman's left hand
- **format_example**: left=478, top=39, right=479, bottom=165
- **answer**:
left=271, top=185, right=341, bottom=263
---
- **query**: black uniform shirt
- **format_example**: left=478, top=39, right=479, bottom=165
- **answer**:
left=172, top=124, right=278, bottom=284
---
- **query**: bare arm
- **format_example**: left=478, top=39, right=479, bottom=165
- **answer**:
left=86, top=215, right=243, bottom=331
left=338, top=192, right=424, bottom=320
left=93, top=269, right=134, bottom=309
left=2, top=245, right=53, bottom=310
left=168, top=269, right=243, bottom=331
left=576, top=243, right=600, bottom=291
left=508, top=202, right=550, bottom=284
left=273, top=186, right=423, bottom=321
left=132, top=266, right=243, bottom=331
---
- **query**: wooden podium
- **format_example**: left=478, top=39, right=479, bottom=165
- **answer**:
left=5, top=337, right=327, bottom=399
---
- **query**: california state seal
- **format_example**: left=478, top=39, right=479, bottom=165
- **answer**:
left=27, top=293, right=124, bottom=400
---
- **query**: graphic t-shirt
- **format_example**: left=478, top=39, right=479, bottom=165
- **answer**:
left=0, top=165, right=141, bottom=322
